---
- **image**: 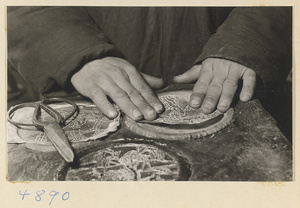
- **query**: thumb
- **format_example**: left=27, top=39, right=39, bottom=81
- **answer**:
left=141, top=73, right=164, bottom=90
left=173, top=65, right=201, bottom=83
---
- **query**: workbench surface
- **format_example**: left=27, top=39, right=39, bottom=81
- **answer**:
left=7, top=86, right=292, bottom=181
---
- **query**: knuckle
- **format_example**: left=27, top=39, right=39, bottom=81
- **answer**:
left=222, top=90, right=235, bottom=98
left=141, top=91, right=155, bottom=100
left=195, top=82, right=209, bottom=93
left=224, top=79, right=238, bottom=87
left=87, top=87, right=103, bottom=98
left=205, top=96, right=218, bottom=103
left=124, top=65, right=137, bottom=74
left=127, top=89, right=142, bottom=98
left=97, top=99, right=111, bottom=109
left=209, top=82, right=223, bottom=90
left=111, top=90, right=128, bottom=99
left=205, top=92, right=220, bottom=101
left=139, top=86, right=153, bottom=95
left=111, top=68, right=123, bottom=76
left=191, top=92, right=205, bottom=99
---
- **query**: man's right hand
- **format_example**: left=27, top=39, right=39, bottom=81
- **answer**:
left=71, top=57, right=164, bottom=121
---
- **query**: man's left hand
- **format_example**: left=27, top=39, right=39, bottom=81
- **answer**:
left=173, top=58, right=256, bottom=113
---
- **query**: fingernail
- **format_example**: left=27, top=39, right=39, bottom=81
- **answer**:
left=132, top=110, right=143, bottom=119
left=146, top=109, right=156, bottom=117
left=190, top=99, right=200, bottom=107
left=242, top=93, right=251, bottom=101
left=108, top=110, right=117, bottom=118
left=203, top=103, right=213, bottom=111
left=153, top=103, right=164, bottom=113
left=218, top=100, right=228, bottom=108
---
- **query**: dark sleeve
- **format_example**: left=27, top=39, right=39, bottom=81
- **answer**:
left=195, top=7, right=292, bottom=86
left=7, top=6, right=121, bottom=96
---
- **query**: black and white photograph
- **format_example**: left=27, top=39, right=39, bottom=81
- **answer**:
left=6, top=6, right=293, bottom=183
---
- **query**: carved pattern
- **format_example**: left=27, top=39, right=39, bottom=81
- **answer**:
left=156, top=94, right=221, bottom=124
left=64, top=144, right=180, bottom=181
left=125, top=90, right=234, bottom=140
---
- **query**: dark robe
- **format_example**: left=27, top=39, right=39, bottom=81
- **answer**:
left=7, top=7, right=292, bottom=97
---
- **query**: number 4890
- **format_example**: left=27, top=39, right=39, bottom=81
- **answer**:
left=19, top=189, right=70, bottom=205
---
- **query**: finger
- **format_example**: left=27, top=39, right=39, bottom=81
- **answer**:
left=141, top=73, right=164, bottom=90
left=217, top=70, right=239, bottom=112
left=101, top=79, right=144, bottom=121
left=84, top=84, right=118, bottom=119
left=201, top=65, right=228, bottom=114
left=240, top=69, right=256, bottom=102
left=173, top=65, right=201, bottom=83
left=190, top=62, right=213, bottom=108
left=129, top=71, right=164, bottom=114
left=116, top=75, right=158, bottom=120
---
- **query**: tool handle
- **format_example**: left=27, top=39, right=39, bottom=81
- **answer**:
left=43, top=122, right=74, bottom=163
